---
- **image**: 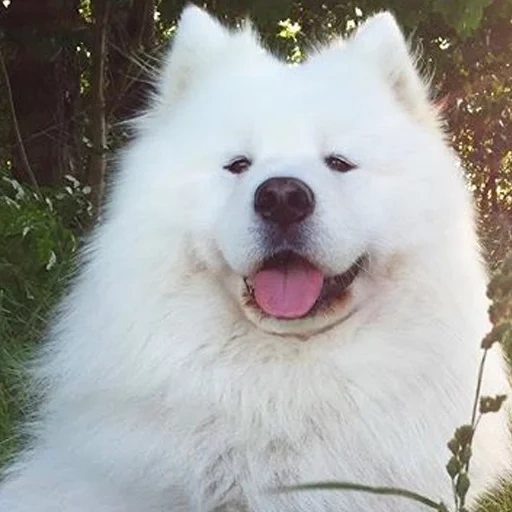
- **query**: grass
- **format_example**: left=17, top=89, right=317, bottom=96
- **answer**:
left=0, top=288, right=57, bottom=466
left=0, top=304, right=37, bottom=465
left=0, top=171, right=87, bottom=465
left=477, top=482, right=512, bottom=511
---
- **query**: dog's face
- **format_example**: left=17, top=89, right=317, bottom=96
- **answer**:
left=122, top=8, right=464, bottom=336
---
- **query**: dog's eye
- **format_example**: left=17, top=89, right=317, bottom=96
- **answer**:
left=324, top=154, right=357, bottom=173
left=224, top=156, right=252, bottom=175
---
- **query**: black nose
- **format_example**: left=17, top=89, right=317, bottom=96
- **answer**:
left=254, top=177, right=315, bottom=227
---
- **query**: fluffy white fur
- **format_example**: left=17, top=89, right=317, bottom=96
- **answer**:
left=0, top=6, right=510, bottom=511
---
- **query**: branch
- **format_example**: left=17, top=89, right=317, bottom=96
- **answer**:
left=0, top=48, right=41, bottom=195
left=87, top=0, right=111, bottom=217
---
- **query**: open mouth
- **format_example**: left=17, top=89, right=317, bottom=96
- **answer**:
left=244, top=251, right=367, bottom=320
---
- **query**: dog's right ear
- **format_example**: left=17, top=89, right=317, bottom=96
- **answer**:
left=155, top=4, right=262, bottom=113
left=156, top=5, right=231, bottom=109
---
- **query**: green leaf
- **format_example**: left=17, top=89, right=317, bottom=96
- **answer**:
left=446, top=456, right=461, bottom=478
left=480, top=394, right=508, bottom=414
left=454, top=425, right=473, bottom=447
left=447, top=437, right=459, bottom=455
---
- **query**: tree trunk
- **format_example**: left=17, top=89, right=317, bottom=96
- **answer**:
left=87, top=0, right=111, bottom=217
left=0, top=0, right=82, bottom=187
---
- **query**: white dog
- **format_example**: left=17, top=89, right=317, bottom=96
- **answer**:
left=0, top=6, right=509, bottom=511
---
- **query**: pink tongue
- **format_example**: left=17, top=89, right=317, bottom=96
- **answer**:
left=253, top=261, right=324, bottom=319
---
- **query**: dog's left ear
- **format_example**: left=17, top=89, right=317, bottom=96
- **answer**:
left=349, top=13, right=439, bottom=129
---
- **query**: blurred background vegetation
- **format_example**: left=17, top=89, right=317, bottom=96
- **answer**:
left=0, top=0, right=510, bottom=508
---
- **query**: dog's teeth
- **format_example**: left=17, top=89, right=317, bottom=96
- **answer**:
left=244, top=278, right=254, bottom=296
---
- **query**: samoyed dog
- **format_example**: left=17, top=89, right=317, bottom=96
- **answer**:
left=0, top=5, right=510, bottom=512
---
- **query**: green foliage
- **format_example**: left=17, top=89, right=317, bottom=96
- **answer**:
left=0, top=169, right=91, bottom=464
left=487, top=252, right=512, bottom=347
left=432, top=0, right=491, bottom=37
left=276, top=18, right=303, bottom=63
left=0, top=172, right=91, bottom=328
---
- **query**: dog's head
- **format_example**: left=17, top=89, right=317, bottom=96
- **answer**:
left=116, top=7, right=468, bottom=336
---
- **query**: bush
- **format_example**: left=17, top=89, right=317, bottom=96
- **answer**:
left=0, top=170, right=91, bottom=464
